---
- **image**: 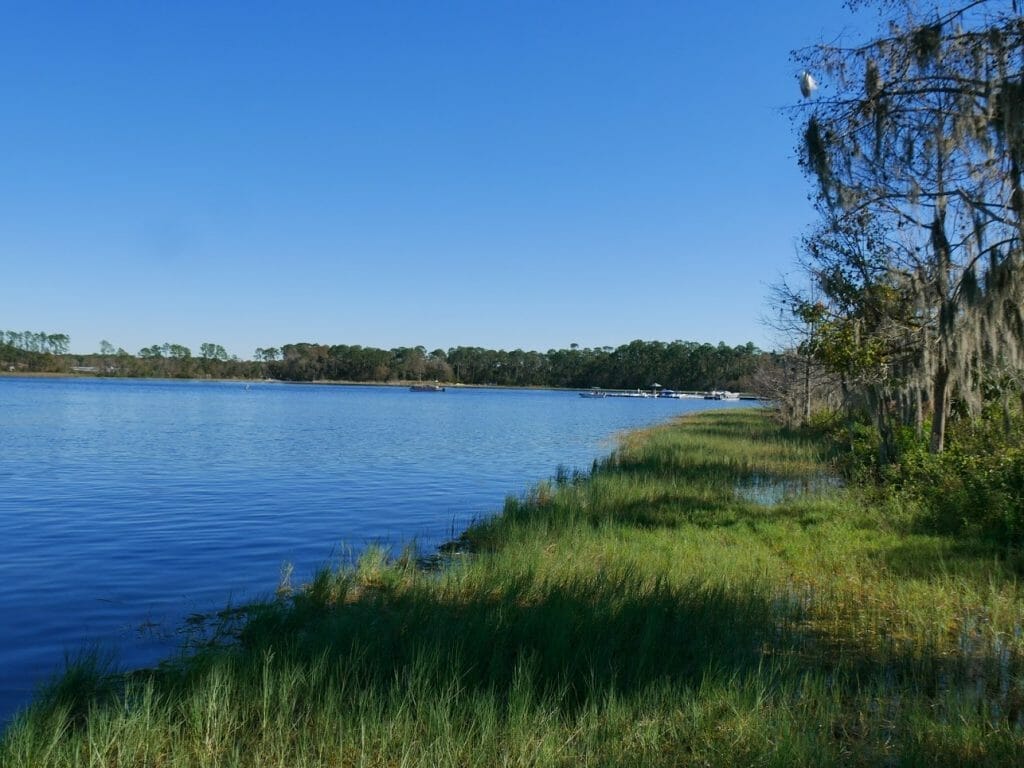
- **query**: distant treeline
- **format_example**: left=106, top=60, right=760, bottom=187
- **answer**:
left=0, top=330, right=70, bottom=355
left=1, top=330, right=762, bottom=391
left=269, top=341, right=761, bottom=391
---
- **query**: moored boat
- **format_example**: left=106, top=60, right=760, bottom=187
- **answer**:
left=704, top=390, right=740, bottom=400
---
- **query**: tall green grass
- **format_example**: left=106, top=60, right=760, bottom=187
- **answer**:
left=3, top=410, right=1022, bottom=766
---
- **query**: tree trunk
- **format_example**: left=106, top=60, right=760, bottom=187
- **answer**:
left=914, top=387, right=924, bottom=440
left=803, top=354, right=812, bottom=425
left=876, top=405, right=890, bottom=466
left=929, top=363, right=950, bottom=453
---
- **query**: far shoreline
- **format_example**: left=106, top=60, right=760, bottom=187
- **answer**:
left=0, top=372, right=763, bottom=399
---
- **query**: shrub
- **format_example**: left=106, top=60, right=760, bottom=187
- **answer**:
left=828, top=404, right=1024, bottom=543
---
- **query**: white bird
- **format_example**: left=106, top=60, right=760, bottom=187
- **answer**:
left=799, top=71, right=818, bottom=98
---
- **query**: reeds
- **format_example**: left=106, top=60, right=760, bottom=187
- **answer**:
left=3, top=410, right=1022, bottom=766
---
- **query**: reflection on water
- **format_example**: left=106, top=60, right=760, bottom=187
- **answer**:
left=734, top=473, right=842, bottom=506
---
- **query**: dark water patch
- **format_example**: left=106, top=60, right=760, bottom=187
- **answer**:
left=734, top=473, right=842, bottom=507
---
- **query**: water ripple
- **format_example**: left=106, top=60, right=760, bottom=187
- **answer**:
left=0, top=378, right=750, bottom=722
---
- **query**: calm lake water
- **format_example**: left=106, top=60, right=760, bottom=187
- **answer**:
left=0, top=377, right=750, bottom=723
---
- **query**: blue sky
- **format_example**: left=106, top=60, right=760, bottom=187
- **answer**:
left=1, top=1, right=875, bottom=358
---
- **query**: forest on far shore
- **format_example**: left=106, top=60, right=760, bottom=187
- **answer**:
left=0, top=331, right=763, bottom=392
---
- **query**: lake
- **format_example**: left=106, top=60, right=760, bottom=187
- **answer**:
left=0, top=377, right=750, bottom=723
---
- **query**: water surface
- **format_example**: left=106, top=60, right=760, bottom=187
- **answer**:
left=0, top=377, right=749, bottom=723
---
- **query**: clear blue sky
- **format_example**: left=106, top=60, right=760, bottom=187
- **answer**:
left=1, top=1, right=875, bottom=358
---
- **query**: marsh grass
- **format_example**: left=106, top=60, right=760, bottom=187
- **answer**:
left=3, top=410, right=1023, bottom=766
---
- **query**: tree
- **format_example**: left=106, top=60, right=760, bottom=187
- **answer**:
left=163, top=344, right=190, bottom=359
left=795, top=0, right=1024, bottom=451
left=200, top=343, right=228, bottom=361
left=391, top=346, right=427, bottom=380
left=47, top=334, right=70, bottom=355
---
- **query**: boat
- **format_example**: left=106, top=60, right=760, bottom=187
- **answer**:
left=579, top=389, right=607, bottom=398
left=410, top=383, right=445, bottom=392
left=704, top=390, right=740, bottom=400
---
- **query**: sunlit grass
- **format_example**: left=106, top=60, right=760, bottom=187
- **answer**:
left=3, top=409, right=1023, bottom=766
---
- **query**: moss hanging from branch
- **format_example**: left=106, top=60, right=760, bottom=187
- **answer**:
left=912, top=22, right=943, bottom=68
left=804, top=117, right=835, bottom=201
left=789, top=1, right=1024, bottom=455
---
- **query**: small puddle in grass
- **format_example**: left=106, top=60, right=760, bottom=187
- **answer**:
left=734, top=474, right=842, bottom=506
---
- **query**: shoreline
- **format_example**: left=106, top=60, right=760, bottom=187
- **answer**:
left=0, top=372, right=764, bottom=399
left=5, top=409, right=1021, bottom=764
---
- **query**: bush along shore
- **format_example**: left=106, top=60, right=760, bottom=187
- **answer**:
left=3, top=409, right=1023, bottom=766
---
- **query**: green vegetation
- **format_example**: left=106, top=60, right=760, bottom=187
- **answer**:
left=770, top=1, right=1024, bottom=545
left=271, top=340, right=760, bottom=390
left=4, top=5, right=1022, bottom=762
left=1, top=331, right=71, bottom=374
left=4, top=409, right=1022, bottom=766
left=827, top=403, right=1024, bottom=545
left=0, top=333, right=255, bottom=379
left=777, top=0, right=1024, bottom=454
left=1, top=331, right=762, bottom=391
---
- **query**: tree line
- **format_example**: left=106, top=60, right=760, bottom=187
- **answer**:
left=270, top=340, right=760, bottom=390
left=1, top=330, right=69, bottom=355
left=1, top=330, right=762, bottom=392
left=0, top=333, right=252, bottom=379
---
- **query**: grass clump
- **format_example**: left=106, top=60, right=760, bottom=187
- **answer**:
left=3, top=409, right=1023, bottom=766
